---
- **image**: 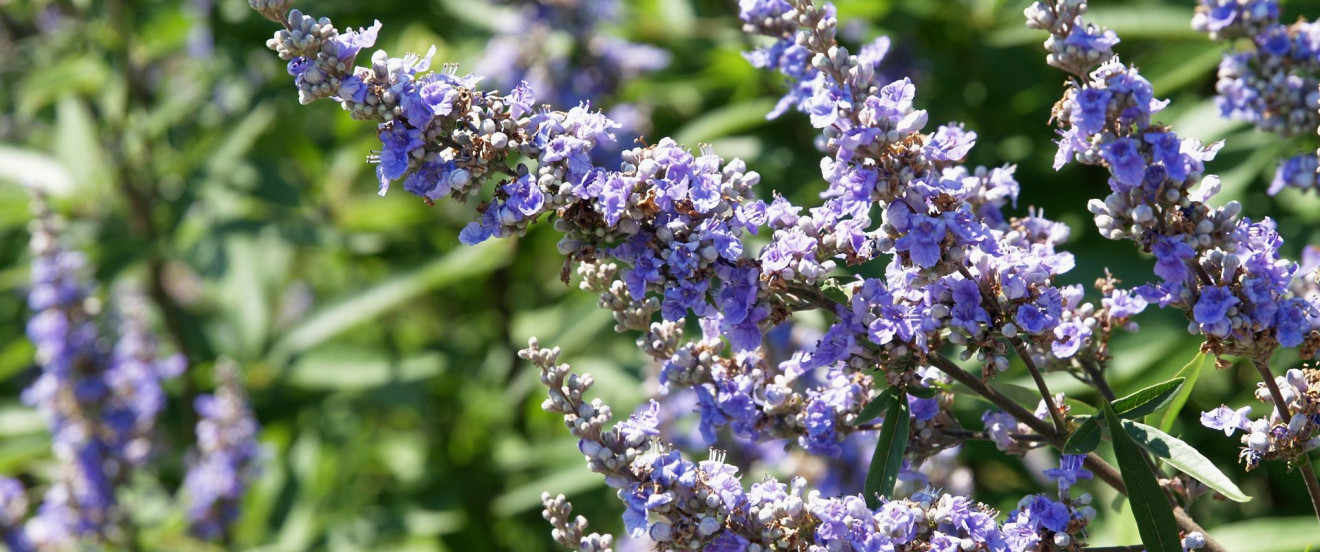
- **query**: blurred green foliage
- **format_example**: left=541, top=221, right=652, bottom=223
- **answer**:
left=2, top=0, right=1320, bottom=550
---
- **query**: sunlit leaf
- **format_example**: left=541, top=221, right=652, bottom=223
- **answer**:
left=1121, top=419, right=1251, bottom=502
left=1157, top=353, right=1206, bottom=432
left=1112, top=377, right=1185, bottom=420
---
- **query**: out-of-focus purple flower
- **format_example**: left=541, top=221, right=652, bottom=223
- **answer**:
left=184, top=361, right=261, bottom=542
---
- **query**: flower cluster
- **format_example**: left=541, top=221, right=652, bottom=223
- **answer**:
left=256, top=0, right=1141, bottom=471
left=1202, top=367, right=1320, bottom=470
left=253, top=0, right=1297, bottom=548
left=0, top=478, right=33, bottom=552
left=19, top=196, right=185, bottom=548
left=529, top=338, right=1099, bottom=551
left=13, top=193, right=264, bottom=549
left=1030, top=0, right=1320, bottom=358
left=1192, top=0, right=1320, bottom=194
left=183, top=361, right=262, bottom=541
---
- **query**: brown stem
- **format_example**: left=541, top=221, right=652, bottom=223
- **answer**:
left=954, top=265, right=1068, bottom=434
left=1080, top=357, right=1117, bottom=402
left=786, top=281, right=844, bottom=313
left=928, top=354, right=1058, bottom=439
left=1010, top=338, right=1068, bottom=435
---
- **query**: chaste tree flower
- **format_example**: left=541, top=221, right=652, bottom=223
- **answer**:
left=20, top=193, right=186, bottom=549
left=183, top=360, right=262, bottom=542
left=1202, top=367, right=1320, bottom=470
left=253, top=0, right=1302, bottom=547
left=1192, top=0, right=1320, bottom=194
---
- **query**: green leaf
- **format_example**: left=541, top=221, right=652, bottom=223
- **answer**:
left=856, top=389, right=896, bottom=425
left=673, top=99, right=778, bottom=145
left=283, top=345, right=447, bottom=391
left=268, top=240, right=512, bottom=364
left=990, top=381, right=1044, bottom=407
left=1121, top=419, right=1251, bottom=503
left=1064, top=417, right=1102, bottom=454
left=1112, top=377, right=1185, bottom=420
left=0, top=146, right=75, bottom=195
left=55, top=96, right=109, bottom=194
left=1213, top=517, right=1320, bottom=552
left=1102, top=401, right=1182, bottom=552
left=1157, top=353, right=1206, bottom=432
left=817, top=276, right=854, bottom=306
left=906, top=386, right=938, bottom=399
left=863, top=393, right=909, bottom=508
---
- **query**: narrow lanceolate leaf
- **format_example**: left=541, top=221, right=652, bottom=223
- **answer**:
left=1122, top=419, right=1251, bottom=503
left=1158, top=353, right=1206, bottom=432
left=906, top=386, right=938, bottom=399
left=1112, top=377, right=1185, bottom=420
left=856, top=389, right=896, bottom=425
left=1102, top=402, right=1182, bottom=552
left=1064, top=417, right=1102, bottom=454
left=864, top=393, right=909, bottom=509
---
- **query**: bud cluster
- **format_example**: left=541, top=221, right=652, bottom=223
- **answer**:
left=1032, top=0, right=1320, bottom=357
left=1202, top=368, right=1320, bottom=470
left=1191, top=0, right=1320, bottom=194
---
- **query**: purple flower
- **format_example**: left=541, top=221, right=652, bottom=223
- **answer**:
left=1268, top=153, right=1318, bottom=195
left=1193, top=286, right=1240, bottom=337
left=706, top=530, right=750, bottom=552
left=1152, top=236, right=1195, bottom=283
left=184, top=364, right=261, bottom=541
left=403, top=159, right=463, bottom=199
left=1103, top=288, right=1149, bottom=320
left=1100, top=137, right=1145, bottom=191
left=926, top=123, right=977, bottom=162
left=1044, top=454, right=1093, bottom=497
left=895, top=214, right=946, bottom=268
left=1072, top=88, right=1111, bottom=136
left=739, top=0, right=793, bottom=22
left=375, top=124, right=425, bottom=191
left=401, top=77, right=459, bottom=128
left=331, top=20, right=381, bottom=62
left=1201, top=405, right=1252, bottom=436
left=800, top=396, right=842, bottom=457
left=502, top=174, right=545, bottom=218
left=1001, top=521, right=1040, bottom=552
left=507, top=82, right=535, bottom=119
left=1062, top=23, right=1119, bottom=58
left=1052, top=318, right=1091, bottom=358
left=0, top=478, right=32, bottom=552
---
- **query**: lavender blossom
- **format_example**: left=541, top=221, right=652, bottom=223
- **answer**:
left=1202, top=368, right=1320, bottom=470
left=256, top=0, right=1110, bottom=485
left=1031, top=0, right=1320, bottom=359
left=0, top=478, right=33, bottom=552
left=23, top=197, right=120, bottom=546
left=183, top=361, right=261, bottom=541
left=20, top=195, right=188, bottom=548
left=529, top=339, right=1096, bottom=551
left=1192, top=0, right=1320, bottom=195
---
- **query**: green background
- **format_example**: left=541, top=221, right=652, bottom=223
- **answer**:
left=2, top=0, right=1320, bottom=549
